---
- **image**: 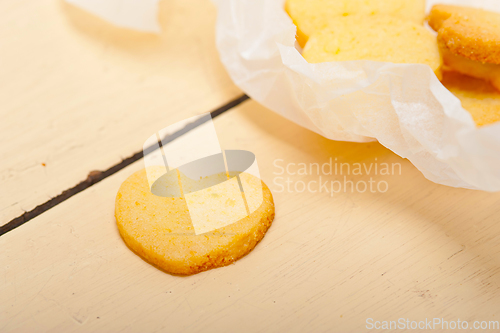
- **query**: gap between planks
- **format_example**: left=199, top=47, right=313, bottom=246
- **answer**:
left=0, top=94, right=250, bottom=237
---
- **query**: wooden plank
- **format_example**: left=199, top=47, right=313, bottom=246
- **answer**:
left=0, top=0, right=241, bottom=225
left=2, top=101, right=500, bottom=332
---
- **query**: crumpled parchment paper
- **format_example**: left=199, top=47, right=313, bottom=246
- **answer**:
left=212, top=0, right=500, bottom=192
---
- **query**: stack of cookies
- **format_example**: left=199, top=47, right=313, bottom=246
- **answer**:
left=286, top=0, right=500, bottom=127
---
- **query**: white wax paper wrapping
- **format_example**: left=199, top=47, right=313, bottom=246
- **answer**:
left=65, top=0, right=160, bottom=33
left=212, top=0, right=500, bottom=192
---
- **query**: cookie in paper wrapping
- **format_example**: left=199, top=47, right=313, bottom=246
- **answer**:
left=441, top=71, right=500, bottom=127
left=285, top=0, right=426, bottom=46
left=302, top=16, right=442, bottom=78
left=428, top=5, right=500, bottom=90
left=212, top=0, right=500, bottom=191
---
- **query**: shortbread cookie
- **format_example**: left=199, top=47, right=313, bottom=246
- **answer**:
left=428, top=5, right=500, bottom=90
left=115, top=168, right=275, bottom=275
left=442, top=71, right=500, bottom=127
left=302, top=16, right=442, bottom=76
left=438, top=42, right=500, bottom=91
left=285, top=0, right=426, bottom=46
left=428, top=5, right=500, bottom=64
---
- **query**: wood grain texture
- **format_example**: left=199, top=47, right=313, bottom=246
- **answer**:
left=2, top=101, right=500, bottom=332
left=0, top=0, right=241, bottom=225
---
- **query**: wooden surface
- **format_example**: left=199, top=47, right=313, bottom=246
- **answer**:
left=0, top=0, right=241, bottom=225
left=2, top=0, right=500, bottom=331
left=2, top=101, right=500, bottom=332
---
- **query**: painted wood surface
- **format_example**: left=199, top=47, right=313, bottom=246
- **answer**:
left=0, top=0, right=241, bottom=225
left=2, top=101, right=500, bottom=332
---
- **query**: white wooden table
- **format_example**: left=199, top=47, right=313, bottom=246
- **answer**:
left=2, top=1, right=500, bottom=332
left=0, top=0, right=241, bottom=226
